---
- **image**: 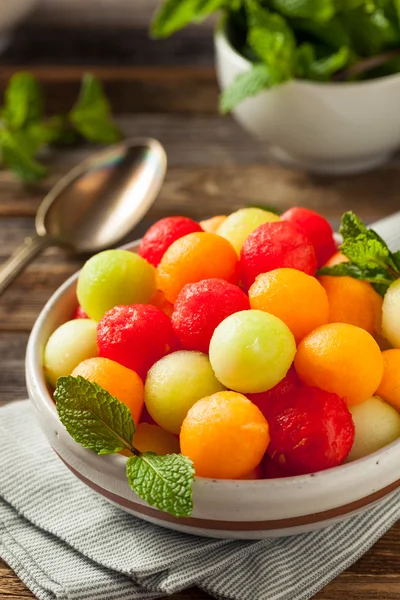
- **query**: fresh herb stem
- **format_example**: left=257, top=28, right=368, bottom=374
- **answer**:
left=333, top=47, right=400, bottom=81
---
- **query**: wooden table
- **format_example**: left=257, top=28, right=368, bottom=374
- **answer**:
left=1, top=23, right=400, bottom=600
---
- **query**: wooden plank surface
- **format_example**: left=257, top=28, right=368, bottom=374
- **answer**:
left=1, top=21, right=400, bottom=600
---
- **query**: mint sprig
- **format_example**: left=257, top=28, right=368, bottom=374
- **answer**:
left=151, top=0, right=226, bottom=38
left=127, top=453, right=194, bottom=517
left=317, top=211, right=400, bottom=296
left=0, top=72, right=121, bottom=182
left=54, top=376, right=135, bottom=454
left=54, top=376, right=194, bottom=517
left=220, top=64, right=276, bottom=113
left=69, top=74, right=121, bottom=145
left=270, top=0, right=335, bottom=21
left=2, top=73, right=43, bottom=129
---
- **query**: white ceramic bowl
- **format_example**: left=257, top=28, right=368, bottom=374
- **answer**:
left=215, top=27, right=400, bottom=175
left=0, top=0, right=38, bottom=53
left=26, top=240, right=400, bottom=540
left=26, top=243, right=400, bottom=539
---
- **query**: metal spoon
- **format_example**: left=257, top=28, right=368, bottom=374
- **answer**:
left=0, top=138, right=167, bottom=296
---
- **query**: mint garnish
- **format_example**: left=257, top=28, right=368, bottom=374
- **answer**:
left=317, top=211, right=400, bottom=296
left=220, top=65, right=277, bottom=114
left=55, top=376, right=135, bottom=455
left=127, top=453, right=194, bottom=517
left=0, top=72, right=120, bottom=182
left=151, top=0, right=224, bottom=39
left=69, top=74, right=121, bottom=145
left=54, top=376, right=194, bottom=517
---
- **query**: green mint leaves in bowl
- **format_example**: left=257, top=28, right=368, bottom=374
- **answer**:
left=54, top=376, right=194, bottom=518
left=150, top=0, right=400, bottom=112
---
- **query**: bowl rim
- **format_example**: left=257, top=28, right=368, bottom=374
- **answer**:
left=26, top=238, right=400, bottom=490
left=215, top=20, right=400, bottom=90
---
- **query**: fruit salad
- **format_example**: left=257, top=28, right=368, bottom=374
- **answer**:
left=45, top=208, right=400, bottom=518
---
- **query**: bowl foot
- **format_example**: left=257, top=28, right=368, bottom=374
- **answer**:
left=268, top=146, right=393, bottom=175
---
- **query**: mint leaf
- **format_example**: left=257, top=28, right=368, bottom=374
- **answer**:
left=220, top=64, right=277, bottom=113
left=308, top=47, right=350, bottom=80
left=270, top=0, right=335, bottom=21
left=339, top=211, right=369, bottom=240
left=292, top=17, right=351, bottom=50
left=2, top=73, right=43, bottom=129
left=151, top=0, right=226, bottom=36
left=194, top=0, right=225, bottom=20
left=247, top=4, right=296, bottom=77
left=69, top=74, right=121, bottom=145
left=318, top=261, right=393, bottom=296
left=0, top=129, right=47, bottom=182
left=151, top=0, right=200, bottom=37
left=343, top=7, right=399, bottom=56
left=341, top=236, right=390, bottom=268
left=335, top=0, right=370, bottom=10
left=127, top=453, right=194, bottom=517
left=54, top=376, right=135, bottom=455
left=295, top=43, right=316, bottom=78
left=295, top=44, right=350, bottom=80
left=339, top=211, right=388, bottom=247
left=339, top=212, right=393, bottom=267
left=318, top=261, right=394, bottom=289
left=395, top=0, right=400, bottom=22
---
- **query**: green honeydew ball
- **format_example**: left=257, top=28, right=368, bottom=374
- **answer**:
left=77, top=249, right=156, bottom=321
left=144, top=350, right=225, bottom=434
left=382, top=279, right=400, bottom=348
left=347, top=396, right=400, bottom=462
left=216, top=207, right=280, bottom=255
left=44, top=319, right=98, bottom=387
left=209, top=309, right=296, bottom=394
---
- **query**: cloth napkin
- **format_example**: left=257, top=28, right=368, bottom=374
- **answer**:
left=2, top=211, right=400, bottom=600
left=1, top=401, right=400, bottom=600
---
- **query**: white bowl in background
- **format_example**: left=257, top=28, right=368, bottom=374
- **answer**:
left=215, top=27, right=400, bottom=175
left=0, top=0, right=37, bottom=53
left=26, top=240, right=400, bottom=540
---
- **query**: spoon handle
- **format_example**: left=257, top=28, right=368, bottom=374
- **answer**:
left=0, top=235, right=50, bottom=296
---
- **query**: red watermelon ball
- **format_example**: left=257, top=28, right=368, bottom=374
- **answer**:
left=281, top=207, right=337, bottom=267
left=172, top=278, right=250, bottom=353
left=246, top=366, right=300, bottom=420
left=138, top=217, right=203, bottom=267
left=240, top=221, right=317, bottom=289
left=267, top=386, right=355, bottom=476
left=97, top=304, right=179, bottom=378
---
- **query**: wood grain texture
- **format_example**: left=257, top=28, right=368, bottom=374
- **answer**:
left=1, top=23, right=400, bottom=600
left=2, top=26, right=215, bottom=67
left=32, top=0, right=200, bottom=28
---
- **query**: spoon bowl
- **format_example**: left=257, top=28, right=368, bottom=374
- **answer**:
left=37, top=138, right=166, bottom=253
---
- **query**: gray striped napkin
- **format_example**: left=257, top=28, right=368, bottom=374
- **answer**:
left=1, top=401, right=399, bottom=600
left=2, top=211, right=400, bottom=600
